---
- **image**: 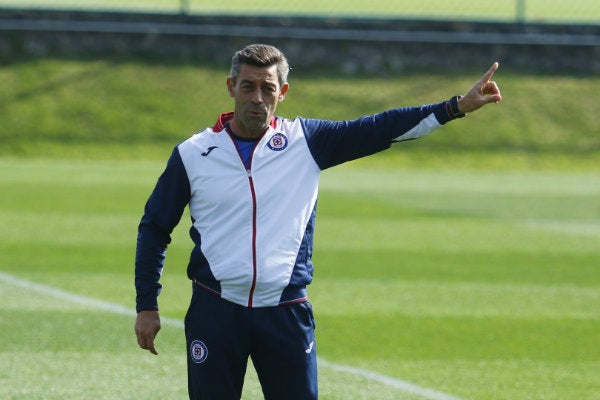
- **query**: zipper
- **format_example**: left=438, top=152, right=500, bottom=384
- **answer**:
left=226, top=126, right=263, bottom=308
left=247, top=169, right=258, bottom=308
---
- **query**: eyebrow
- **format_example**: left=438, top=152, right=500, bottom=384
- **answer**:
left=239, top=78, right=277, bottom=88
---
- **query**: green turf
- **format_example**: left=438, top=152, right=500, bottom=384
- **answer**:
left=0, top=53, right=599, bottom=399
left=1, top=157, right=598, bottom=399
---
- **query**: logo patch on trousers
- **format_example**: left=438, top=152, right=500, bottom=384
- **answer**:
left=305, top=341, right=314, bottom=354
left=190, top=340, right=208, bottom=363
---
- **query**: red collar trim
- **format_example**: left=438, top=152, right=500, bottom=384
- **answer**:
left=212, top=112, right=277, bottom=132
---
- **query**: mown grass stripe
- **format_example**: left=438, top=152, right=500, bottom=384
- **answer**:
left=0, top=271, right=465, bottom=400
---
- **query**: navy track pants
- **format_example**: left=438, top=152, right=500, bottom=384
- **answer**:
left=185, top=285, right=318, bottom=399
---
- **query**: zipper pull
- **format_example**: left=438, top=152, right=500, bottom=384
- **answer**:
left=246, top=169, right=252, bottom=178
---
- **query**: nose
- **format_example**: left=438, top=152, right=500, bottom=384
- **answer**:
left=250, top=88, right=263, bottom=104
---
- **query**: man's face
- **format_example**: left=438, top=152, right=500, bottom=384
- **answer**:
left=227, top=63, right=289, bottom=138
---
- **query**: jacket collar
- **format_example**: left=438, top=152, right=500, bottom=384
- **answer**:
left=212, top=112, right=277, bottom=132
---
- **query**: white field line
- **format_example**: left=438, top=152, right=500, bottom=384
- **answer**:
left=0, top=271, right=465, bottom=400
left=318, top=359, right=465, bottom=400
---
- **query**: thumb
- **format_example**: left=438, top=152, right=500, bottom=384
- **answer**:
left=136, top=330, right=159, bottom=355
left=481, top=81, right=502, bottom=103
left=147, top=337, right=159, bottom=355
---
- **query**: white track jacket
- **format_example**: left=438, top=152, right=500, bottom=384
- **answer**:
left=136, top=102, right=457, bottom=311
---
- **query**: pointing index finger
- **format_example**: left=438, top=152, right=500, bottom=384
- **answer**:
left=480, top=62, right=499, bottom=83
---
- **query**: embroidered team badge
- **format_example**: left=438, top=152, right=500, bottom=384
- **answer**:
left=190, top=340, right=208, bottom=364
left=267, top=132, right=288, bottom=151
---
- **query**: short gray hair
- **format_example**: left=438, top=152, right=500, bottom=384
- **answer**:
left=230, top=44, right=290, bottom=86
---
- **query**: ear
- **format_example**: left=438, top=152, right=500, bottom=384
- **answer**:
left=226, top=77, right=235, bottom=97
left=278, top=82, right=289, bottom=101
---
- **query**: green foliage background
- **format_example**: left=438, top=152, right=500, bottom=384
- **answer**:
left=1, top=57, right=599, bottom=169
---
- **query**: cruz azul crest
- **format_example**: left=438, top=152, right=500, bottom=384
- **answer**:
left=267, top=132, right=288, bottom=151
left=190, top=340, right=208, bottom=364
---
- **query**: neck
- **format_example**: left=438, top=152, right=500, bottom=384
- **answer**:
left=229, top=119, right=266, bottom=140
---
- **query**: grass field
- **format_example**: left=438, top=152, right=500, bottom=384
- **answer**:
left=0, top=52, right=599, bottom=398
left=0, top=0, right=599, bottom=23
left=1, top=156, right=599, bottom=399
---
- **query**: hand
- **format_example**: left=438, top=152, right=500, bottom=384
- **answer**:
left=458, top=62, right=502, bottom=114
left=135, top=310, right=161, bottom=355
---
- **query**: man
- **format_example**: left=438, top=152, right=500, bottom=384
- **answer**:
left=135, top=43, right=502, bottom=399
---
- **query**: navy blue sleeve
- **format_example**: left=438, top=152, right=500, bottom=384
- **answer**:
left=300, top=101, right=453, bottom=170
left=135, top=146, right=191, bottom=312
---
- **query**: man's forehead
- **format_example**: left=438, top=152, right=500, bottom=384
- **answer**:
left=237, top=64, right=279, bottom=82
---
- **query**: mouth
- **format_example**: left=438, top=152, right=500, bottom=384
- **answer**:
left=246, top=106, right=267, bottom=118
